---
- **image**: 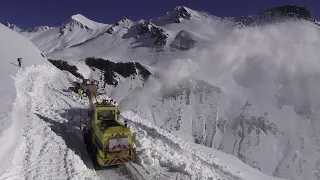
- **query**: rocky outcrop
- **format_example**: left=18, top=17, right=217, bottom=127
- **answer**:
left=136, top=21, right=168, bottom=47
left=85, top=57, right=151, bottom=86
left=106, top=17, right=132, bottom=34
left=236, top=5, right=315, bottom=27
left=4, top=22, right=23, bottom=32
left=258, top=5, right=314, bottom=21
left=48, top=59, right=83, bottom=79
left=170, top=30, right=196, bottom=50
left=123, top=21, right=169, bottom=48
left=168, top=6, right=192, bottom=23
left=26, top=26, right=53, bottom=32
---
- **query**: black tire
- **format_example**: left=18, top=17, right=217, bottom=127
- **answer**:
left=91, top=146, right=99, bottom=169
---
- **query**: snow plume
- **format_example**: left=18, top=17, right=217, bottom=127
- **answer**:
left=182, top=20, right=320, bottom=179
left=118, top=57, right=198, bottom=111
left=188, top=20, right=320, bottom=109
left=122, top=111, right=283, bottom=180
left=160, top=58, right=199, bottom=88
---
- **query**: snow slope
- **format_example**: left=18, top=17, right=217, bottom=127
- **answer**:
left=0, top=24, right=96, bottom=179
left=122, top=111, right=285, bottom=180
left=0, top=53, right=279, bottom=180
left=52, top=10, right=320, bottom=180
left=0, top=23, right=47, bottom=173
left=23, top=15, right=111, bottom=54
left=0, top=63, right=282, bottom=180
left=116, top=19, right=320, bottom=180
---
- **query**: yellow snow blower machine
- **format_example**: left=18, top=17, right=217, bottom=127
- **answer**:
left=82, top=82, right=135, bottom=166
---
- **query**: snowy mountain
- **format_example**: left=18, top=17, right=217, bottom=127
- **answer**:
left=236, top=5, right=316, bottom=26
left=0, top=22, right=284, bottom=180
left=4, top=22, right=23, bottom=32
left=4, top=4, right=320, bottom=180
left=21, top=14, right=111, bottom=54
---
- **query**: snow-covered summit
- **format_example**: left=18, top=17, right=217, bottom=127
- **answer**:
left=258, top=5, right=314, bottom=21
left=236, top=5, right=315, bottom=26
left=26, top=26, right=54, bottom=32
left=63, top=14, right=108, bottom=30
left=4, top=22, right=23, bottom=32
left=151, top=6, right=199, bottom=26
left=106, top=17, right=134, bottom=34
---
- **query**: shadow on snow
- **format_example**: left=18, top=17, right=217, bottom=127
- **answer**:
left=35, top=108, right=95, bottom=170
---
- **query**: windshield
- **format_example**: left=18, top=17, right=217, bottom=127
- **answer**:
left=97, top=110, right=115, bottom=121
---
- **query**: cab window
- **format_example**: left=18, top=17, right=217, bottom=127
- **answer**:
left=97, top=110, right=115, bottom=121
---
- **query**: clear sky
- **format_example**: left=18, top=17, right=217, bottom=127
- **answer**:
left=0, top=0, right=318, bottom=29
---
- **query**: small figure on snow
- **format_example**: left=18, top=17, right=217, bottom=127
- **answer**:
left=78, top=88, right=84, bottom=99
left=17, top=57, right=22, bottom=67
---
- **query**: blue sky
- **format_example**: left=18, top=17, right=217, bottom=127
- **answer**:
left=0, top=0, right=317, bottom=29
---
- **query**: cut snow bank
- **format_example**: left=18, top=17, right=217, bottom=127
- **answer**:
left=0, top=65, right=96, bottom=179
left=121, top=111, right=284, bottom=180
left=0, top=23, right=47, bottom=173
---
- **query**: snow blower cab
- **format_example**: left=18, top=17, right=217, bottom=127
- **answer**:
left=89, top=99, right=134, bottom=166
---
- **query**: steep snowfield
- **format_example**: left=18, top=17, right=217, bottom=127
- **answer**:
left=24, top=15, right=110, bottom=54
left=122, top=111, right=285, bottom=180
left=70, top=14, right=108, bottom=29
left=119, top=20, right=320, bottom=180
left=0, top=23, right=47, bottom=173
left=0, top=62, right=282, bottom=179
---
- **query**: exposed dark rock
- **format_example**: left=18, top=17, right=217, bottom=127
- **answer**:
left=123, top=21, right=168, bottom=48
left=59, top=19, right=89, bottom=35
left=85, top=57, right=151, bottom=86
left=115, top=17, right=129, bottom=26
left=168, top=6, right=192, bottom=23
left=258, top=5, right=314, bottom=21
left=136, top=21, right=168, bottom=47
left=4, top=22, right=23, bottom=32
left=170, top=30, right=196, bottom=51
left=135, top=62, right=152, bottom=80
left=235, top=5, right=315, bottom=27
left=106, top=17, right=130, bottom=34
left=48, top=59, right=83, bottom=79
left=26, top=26, right=53, bottom=32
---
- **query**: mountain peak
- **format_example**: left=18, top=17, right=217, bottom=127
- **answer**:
left=64, top=14, right=107, bottom=30
left=258, top=5, right=314, bottom=21
left=106, top=17, right=133, bottom=34
left=70, top=14, right=88, bottom=23
left=151, top=5, right=195, bottom=26
left=170, top=6, right=193, bottom=23
left=26, top=26, right=53, bottom=32
left=4, top=22, right=23, bottom=32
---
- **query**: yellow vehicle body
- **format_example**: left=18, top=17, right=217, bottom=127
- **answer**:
left=90, top=101, right=134, bottom=166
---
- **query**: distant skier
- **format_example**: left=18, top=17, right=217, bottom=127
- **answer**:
left=17, top=57, right=22, bottom=67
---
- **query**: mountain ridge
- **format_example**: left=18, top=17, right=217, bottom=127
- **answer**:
left=4, top=5, right=316, bottom=33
